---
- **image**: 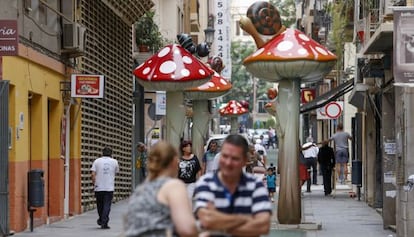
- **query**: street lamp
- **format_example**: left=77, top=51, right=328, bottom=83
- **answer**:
left=204, top=27, right=215, bottom=47
left=204, top=14, right=215, bottom=47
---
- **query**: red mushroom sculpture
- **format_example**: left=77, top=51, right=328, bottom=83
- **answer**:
left=185, top=72, right=232, bottom=160
left=219, top=100, right=248, bottom=134
left=240, top=1, right=337, bottom=224
left=134, top=44, right=214, bottom=148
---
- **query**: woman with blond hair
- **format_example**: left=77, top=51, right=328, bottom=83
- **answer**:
left=124, top=141, right=199, bottom=237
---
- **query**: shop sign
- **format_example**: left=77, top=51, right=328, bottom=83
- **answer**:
left=301, top=88, right=315, bottom=104
left=71, top=74, right=105, bottom=98
left=393, top=7, right=414, bottom=84
left=0, top=20, right=18, bottom=56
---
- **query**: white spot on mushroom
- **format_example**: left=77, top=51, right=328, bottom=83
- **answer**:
left=315, top=46, right=328, bottom=55
left=199, top=69, right=206, bottom=75
left=148, top=60, right=153, bottom=64
left=198, top=83, right=210, bottom=90
left=277, top=41, right=294, bottom=52
left=159, top=61, right=177, bottom=74
left=143, top=67, right=151, bottom=75
left=328, top=51, right=335, bottom=56
left=298, top=34, right=310, bottom=41
left=182, top=56, right=193, bottom=64
left=252, top=48, right=265, bottom=57
left=181, top=69, right=190, bottom=77
left=158, top=47, right=171, bottom=58
left=220, top=79, right=228, bottom=85
left=267, top=52, right=272, bottom=56
left=154, top=75, right=157, bottom=78
left=309, top=46, right=319, bottom=60
left=302, top=42, right=306, bottom=45
left=208, top=82, right=215, bottom=88
left=174, top=49, right=180, bottom=54
left=298, top=48, right=308, bottom=55
left=171, top=74, right=176, bottom=79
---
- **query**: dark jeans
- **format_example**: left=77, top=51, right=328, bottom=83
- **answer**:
left=95, top=191, right=114, bottom=226
left=320, top=164, right=333, bottom=195
left=305, top=158, right=318, bottom=184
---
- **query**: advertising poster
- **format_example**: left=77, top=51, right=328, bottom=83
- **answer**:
left=214, top=0, right=231, bottom=79
left=155, top=91, right=166, bottom=115
left=393, top=7, right=414, bottom=84
left=71, top=74, right=105, bottom=98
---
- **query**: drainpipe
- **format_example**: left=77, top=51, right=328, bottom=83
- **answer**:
left=64, top=102, right=71, bottom=219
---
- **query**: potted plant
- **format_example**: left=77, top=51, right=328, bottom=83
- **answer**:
left=135, top=11, right=164, bottom=52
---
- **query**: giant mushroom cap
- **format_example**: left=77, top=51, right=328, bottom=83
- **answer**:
left=134, top=44, right=214, bottom=91
left=219, top=100, right=248, bottom=117
left=244, top=28, right=337, bottom=83
left=184, top=71, right=232, bottom=100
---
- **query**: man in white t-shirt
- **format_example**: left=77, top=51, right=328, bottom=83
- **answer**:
left=302, top=138, right=319, bottom=191
left=91, top=147, right=119, bottom=229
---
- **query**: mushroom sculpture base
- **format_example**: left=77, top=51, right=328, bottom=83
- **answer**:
left=166, top=91, right=187, bottom=149
left=277, top=78, right=301, bottom=224
left=191, top=100, right=211, bottom=160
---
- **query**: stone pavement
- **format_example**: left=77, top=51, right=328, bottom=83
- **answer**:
left=13, top=181, right=396, bottom=237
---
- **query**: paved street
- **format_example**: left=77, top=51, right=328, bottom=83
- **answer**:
left=13, top=148, right=395, bottom=237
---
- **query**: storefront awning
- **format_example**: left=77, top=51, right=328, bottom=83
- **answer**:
left=300, top=79, right=354, bottom=113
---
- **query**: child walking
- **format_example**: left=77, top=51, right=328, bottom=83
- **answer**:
left=265, top=168, right=277, bottom=202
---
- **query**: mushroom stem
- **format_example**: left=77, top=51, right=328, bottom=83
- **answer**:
left=230, top=117, right=238, bottom=134
left=191, top=100, right=210, bottom=162
left=277, top=78, right=301, bottom=224
left=166, top=91, right=186, bottom=149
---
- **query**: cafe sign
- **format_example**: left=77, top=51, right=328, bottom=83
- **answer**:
left=71, top=74, right=105, bottom=98
left=0, top=20, right=19, bottom=56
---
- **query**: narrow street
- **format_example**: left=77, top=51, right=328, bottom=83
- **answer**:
left=13, top=148, right=394, bottom=237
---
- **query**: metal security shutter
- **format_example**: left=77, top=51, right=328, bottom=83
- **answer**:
left=79, top=0, right=134, bottom=211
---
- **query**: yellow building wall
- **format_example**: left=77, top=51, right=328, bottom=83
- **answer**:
left=3, top=44, right=83, bottom=231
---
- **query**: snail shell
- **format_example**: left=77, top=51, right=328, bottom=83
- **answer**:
left=247, top=1, right=282, bottom=36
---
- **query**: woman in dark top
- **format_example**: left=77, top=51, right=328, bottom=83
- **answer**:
left=178, top=140, right=201, bottom=200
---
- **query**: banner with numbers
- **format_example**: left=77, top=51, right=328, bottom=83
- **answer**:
left=213, top=0, right=232, bottom=79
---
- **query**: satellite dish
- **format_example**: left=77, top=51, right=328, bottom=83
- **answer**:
left=148, top=103, right=163, bottom=121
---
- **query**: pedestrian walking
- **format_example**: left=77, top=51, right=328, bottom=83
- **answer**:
left=124, top=141, right=200, bottom=237
left=193, top=134, right=272, bottom=236
left=90, top=147, right=119, bottom=229
left=327, top=123, right=352, bottom=184
left=178, top=140, right=201, bottom=200
left=135, top=142, right=147, bottom=181
left=265, top=168, right=277, bottom=202
left=201, top=141, right=219, bottom=174
left=317, top=140, right=335, bottom=196
left=302, top=139, right=319, bottom=189
left=254, top=138, right=267, bottom=165
left=299, top=146, right=310, bottom=189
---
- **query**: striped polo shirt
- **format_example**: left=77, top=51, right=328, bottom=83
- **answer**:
left=194, top=172, right=272, bottom=215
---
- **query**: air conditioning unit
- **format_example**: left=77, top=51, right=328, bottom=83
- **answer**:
left=62, top=23, right=86, bottom=56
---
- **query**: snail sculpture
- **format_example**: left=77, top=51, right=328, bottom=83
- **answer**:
left=239, top=1, right=286, bottom=49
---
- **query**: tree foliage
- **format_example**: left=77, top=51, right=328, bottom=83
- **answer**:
left=270, top=0, right=296, bottom=28
left=224, top=41, right=272, bottom=110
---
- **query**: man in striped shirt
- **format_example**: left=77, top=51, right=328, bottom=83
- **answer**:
left=194, top=134, right=272, bottom=236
